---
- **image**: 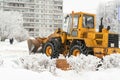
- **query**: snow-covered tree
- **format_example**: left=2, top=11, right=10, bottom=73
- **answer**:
left=0, top=10, right=28, bottom=41
left=97, top=0, right=120, bottom=33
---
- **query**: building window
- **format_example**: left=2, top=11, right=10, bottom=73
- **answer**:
left=4, top=9, right=10, bottom=11
left=49, top=10, right=52, bottom=13
left=50, top=25, right=52, bottom=27
left=30, top=9, right=34, bottom=12
left=8, top=3, right=24, bottom=7
left=49, top=20, right=52, bottom=23
left=36, top=19, right=39, bottom=22
left=58, top=6, right=62, bottom=10
left=41, top=10, right=43, bottom=13
left=36, top=5, right=39, bottom=8
left=29, top=0, right=34, bottom=2
left=54, top=24, right=57, bottom=27
left=36, top=29, right=39, bottom=31
left=36, top=14, right=39, bottom=17
left=54, top=15, right=58, bottom=18
left=29, top=28, right=34, bottom=31
left=35, top=9, right=39, bottom=12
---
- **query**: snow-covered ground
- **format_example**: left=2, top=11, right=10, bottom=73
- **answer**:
left=0, top=40, right=120, bottom=80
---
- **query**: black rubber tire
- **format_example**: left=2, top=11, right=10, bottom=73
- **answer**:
left=50, top=38, right=62, bottom=58
left=69, top=45, right=81, bottom=57
left=69, top=41, right=88, bottom=57
left=77, top=41, right=88, bottom=55
left=43, top=42, right=55, bottom=58
left=43, top=39, right=61, bottom=59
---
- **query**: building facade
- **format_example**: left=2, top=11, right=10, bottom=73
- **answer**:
left=0, top=0, right=63, bottom=37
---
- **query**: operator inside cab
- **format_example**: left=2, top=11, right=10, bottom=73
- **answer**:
left=83, top=14, right=94, bottom=28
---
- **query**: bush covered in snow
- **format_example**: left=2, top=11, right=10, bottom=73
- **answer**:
left=67, top=54, right=101, bottom=72
left=67, top=54, right=120, bottom=73
left=100, top=54, right=120, bottom=69
left=0, top=54, right=57, bottom=74
left=19, top=54, right=56, bottom=73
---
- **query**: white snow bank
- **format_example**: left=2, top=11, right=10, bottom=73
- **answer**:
left=80, top=68, right=120, bottom=80
left=0, top=40, right=28, bottom=51
left=0, top=40, right=29, bottom=58
left=67, top=54, right=120, bottom=72
left=19, top=54, right=56, bottom=73
left=67, top=54, right=101, bottom=72
left=0, top=54, right=57, bottom=73
left=56, top=68, right=120, bottom=80
left=101, top=54, right=120, bottom=69
left=1, top=67, right=120, bottom=80
left=0, top=68, right=61, bottom=80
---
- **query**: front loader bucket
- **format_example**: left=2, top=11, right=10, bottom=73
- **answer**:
left=27, top=39, right=42, bottom=54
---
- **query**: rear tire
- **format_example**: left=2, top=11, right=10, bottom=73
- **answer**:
left=69, top=41, right=89, bottom=57
left=69, top=45, right=81, bottom=57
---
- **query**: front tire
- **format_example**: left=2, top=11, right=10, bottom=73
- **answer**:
left=43, top=42, right=54, bottom=57
left=43, top=41, right=60, bottom=59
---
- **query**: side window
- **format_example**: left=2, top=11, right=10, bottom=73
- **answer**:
left=83, top=15, right=94, bottom=28
left=73, top=15, right=79, bottom=28
left=63, top=15, right=72, bottom=34
left=67, top=15, right=72, bottom=34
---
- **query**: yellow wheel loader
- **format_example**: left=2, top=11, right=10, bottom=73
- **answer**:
left=27, top=11, right=120, bottom=58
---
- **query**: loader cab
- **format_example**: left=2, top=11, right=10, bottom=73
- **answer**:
left=64, top=11, right=95, bottom=38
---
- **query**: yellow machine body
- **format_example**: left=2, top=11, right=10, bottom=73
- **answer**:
left=27, top=11, right=120, bottom=58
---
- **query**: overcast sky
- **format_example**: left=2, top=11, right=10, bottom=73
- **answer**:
left=63, top=0, right=112, bottom=13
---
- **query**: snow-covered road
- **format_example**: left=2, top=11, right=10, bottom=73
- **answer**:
left=0, top=40, right=29, bottom=58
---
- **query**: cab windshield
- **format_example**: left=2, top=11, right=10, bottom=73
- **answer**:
left=83, top=14, right=94, bottom=28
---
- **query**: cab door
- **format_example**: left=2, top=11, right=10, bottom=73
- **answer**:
left=65, top=13, right=81, bottom=39
left=70, top=15, right=80, bottom=37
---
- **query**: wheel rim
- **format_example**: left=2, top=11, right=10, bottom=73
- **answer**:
left=46, top=46, right=52, bottom=56
left=73, top=49, right=80, bottom=56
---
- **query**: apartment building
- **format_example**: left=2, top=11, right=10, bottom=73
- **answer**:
left=0, top=0, right=63, bottom=37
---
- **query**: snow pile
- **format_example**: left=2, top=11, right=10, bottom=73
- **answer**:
left=101, top=54, right=120, bottom=69
left=0, top=54, right=57, bottom=74
left=19, top=54, right=56, bottom=73
left=67, top=54, right=120, bottom=72
left=67, top=54, right=101, bottom=72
